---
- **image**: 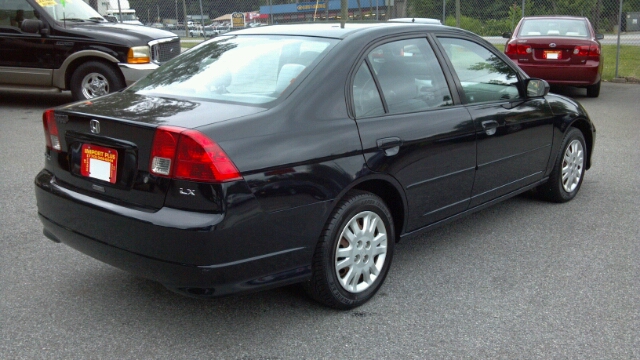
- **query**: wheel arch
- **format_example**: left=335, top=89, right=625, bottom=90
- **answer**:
left=52, top=51, right=123, bottom=90
left=569, top=118, right=594, bottom=170
left=333, top=175, right=407, bottom=242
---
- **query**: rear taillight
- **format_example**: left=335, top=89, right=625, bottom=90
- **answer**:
left=42, top=109, right=61, bottom=151
left=150, top=126, right=241, bottom=183
left=574, top=44, right=600, bottom=57
left=150, top=126, right=182, bottom=177
left=505, top=42, right=532, bottom=56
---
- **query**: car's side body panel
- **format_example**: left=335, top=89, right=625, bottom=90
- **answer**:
left=357, top=107, right=476, bottom=231
left=467, top=98, right=554, bottom=206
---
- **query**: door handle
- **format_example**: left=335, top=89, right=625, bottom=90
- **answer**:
left=481, top=120, right=499, bottom=136
left=376, top=137, right=402, bottom=156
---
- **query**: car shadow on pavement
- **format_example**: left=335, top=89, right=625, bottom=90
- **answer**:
left=0, top=91, right=74, bottom=109
left=549, top=85, right=589, bottom=98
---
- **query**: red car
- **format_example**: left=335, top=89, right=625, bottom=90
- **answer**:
left=504, top=16, right=604, bottom=97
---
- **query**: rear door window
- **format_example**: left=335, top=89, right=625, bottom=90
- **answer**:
left=352, top=62, right=385, bottom=118
left=355, top=38, right=452, bottom=117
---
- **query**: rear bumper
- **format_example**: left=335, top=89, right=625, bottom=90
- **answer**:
left=514, top=60, right=601, bottom=86
left=39, top=213, right=310, bottom=296
left=34, top=170, right=316, bottom=296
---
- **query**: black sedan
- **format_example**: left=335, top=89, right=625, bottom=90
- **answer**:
left=35, top=22, right=596, bottom=309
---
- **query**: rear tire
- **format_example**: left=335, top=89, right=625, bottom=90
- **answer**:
left=537, top=128, right=587, bottom=203
left=304, top=190, right=395, bottom=309
left=586, top=80, right=601, bottom=98
left=70, top=61, right=125, bottom=101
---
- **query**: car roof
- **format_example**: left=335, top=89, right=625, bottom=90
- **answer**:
left=522, top=16, right=588, bottom=20
left=388, top=18, right=442, bottom=24
left=225, top=22, right=452, bottom=39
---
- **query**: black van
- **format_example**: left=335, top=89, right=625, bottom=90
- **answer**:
left=0, top=0, right=180, bottom=100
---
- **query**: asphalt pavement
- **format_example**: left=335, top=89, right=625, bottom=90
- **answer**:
left=0, top=83, right=638, bottom=359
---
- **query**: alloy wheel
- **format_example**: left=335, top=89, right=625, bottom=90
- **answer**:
left=81, top=72, right=110, bottom=99
left=562, top=139, right=584, bottom=193
left=335, top=211, right=388, bottom=293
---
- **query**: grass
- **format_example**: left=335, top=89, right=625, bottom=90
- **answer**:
left=179, top=39, right=639, bottom=81
left=180, top=40, right=204, bottom=49
left=601, top=45, right=640, bottom=80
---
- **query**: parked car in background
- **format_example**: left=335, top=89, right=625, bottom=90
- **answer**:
left=503, top=16, right=604, bottom=97
left=215, top=25, right=230, bottom=34
left=35, top=22, right=596, bottom=309
left=0, top=0, right=180, bottom=100
left=189, top=25, right=217, bottom=37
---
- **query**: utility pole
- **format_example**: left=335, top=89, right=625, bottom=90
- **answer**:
left=183, top=0, right=188, bottom=36
left=198, top=0, right=204, bottom=37
left=117, top=0, right=122, bottom=23
left=442, top=0, right=445, bottom=24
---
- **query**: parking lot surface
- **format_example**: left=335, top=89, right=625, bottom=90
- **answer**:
left=1, top=83, right=638, bottom=358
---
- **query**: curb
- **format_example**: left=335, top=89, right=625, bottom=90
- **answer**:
left=610, top=77, right=640, bottom=84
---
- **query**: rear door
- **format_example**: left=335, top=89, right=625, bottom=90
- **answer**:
left=434, top=35, right=554, bottom=207
left=353, top=37, right=476, bottom=232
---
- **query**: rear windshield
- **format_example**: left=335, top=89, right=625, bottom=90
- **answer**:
left=129, top=35, right=337, bottom=105
left=518, top=19, right=589, bottom=37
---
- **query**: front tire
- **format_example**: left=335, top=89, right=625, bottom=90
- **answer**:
left=538, top=128, right=587, bottom=202
left=304, top=190, right=395, bottom=309
left=70, top=61, right=125, bottom=101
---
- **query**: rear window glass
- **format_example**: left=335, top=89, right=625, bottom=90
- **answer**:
left=518, top=19, right=589, bottom=37
left=129, top=35, right=337, bottom=105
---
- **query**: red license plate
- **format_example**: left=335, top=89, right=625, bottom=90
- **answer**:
left=80, top=144, right=118, bottom=184
left=543, top=50, right=562, bottom=60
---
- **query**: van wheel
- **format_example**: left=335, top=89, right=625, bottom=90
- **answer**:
left=304, top=190, right=395, bottom=309
left=70, top=61, right=125, bottom=101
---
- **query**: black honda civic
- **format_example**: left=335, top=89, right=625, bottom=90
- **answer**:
left=35, top=21, right=596, bottom=309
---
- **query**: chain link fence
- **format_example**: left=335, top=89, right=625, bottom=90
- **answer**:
left=95, top=0, right=639, bottom=80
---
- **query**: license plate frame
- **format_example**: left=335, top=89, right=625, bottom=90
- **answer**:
left=80, top=144, right=118, bottom=184
left=544, top=50, right=562, bottom=60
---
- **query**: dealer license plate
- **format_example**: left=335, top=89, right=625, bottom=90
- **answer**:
left=544, top=50, right=562, bottom=60
left=80, top=144, right=118, bottom=184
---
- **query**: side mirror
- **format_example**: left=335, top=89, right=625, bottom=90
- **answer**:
left=502, top=32, right=512, bottom=39
left=596, top=33, right=604, bottom=40
left=20, top=19, right=45, bottom=35
left=526, top=78, right=550, bottom=98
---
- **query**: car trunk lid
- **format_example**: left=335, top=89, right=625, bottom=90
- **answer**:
left=515, top=37, right=598, bottom=65
left=46, top=92, right=267, bottom=210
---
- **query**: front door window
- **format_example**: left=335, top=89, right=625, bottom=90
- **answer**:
left=437, top=37, right=521, bottom=104
left=0, top=0, right=38, bottom=29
